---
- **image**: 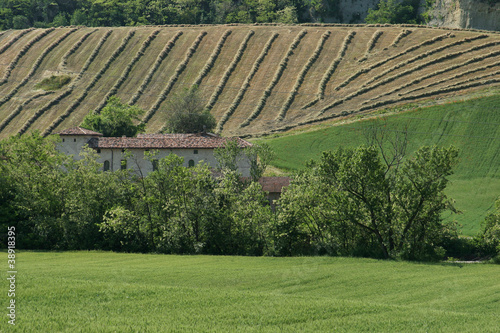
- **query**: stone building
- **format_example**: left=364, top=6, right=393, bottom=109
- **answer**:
left=56, top=127, right=253, bottom=177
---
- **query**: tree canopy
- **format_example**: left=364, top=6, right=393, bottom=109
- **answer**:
left=163, top=86, right=216, bottom=134
left=81, top=96, right=145, bottom=137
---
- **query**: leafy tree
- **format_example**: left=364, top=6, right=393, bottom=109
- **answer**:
left=214, top=138, right=243, bottom=173
left=81, top=96, right=145, bottom=137
left=245, top=142, right=275, bottom=182
left=277, top=144, right=459, bottom=260
left=163, top=86, right=216, bottom=133
left=476, top=197, right=500, bottom=260
left=365, top=0, right=420, bottom=24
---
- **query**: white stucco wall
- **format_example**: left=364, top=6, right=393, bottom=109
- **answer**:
left=57, top=135, right=252, bottom=177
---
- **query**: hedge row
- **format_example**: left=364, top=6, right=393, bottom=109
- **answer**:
left=193, top=30, right=232, bottom=87
left=205, top=30, right=254, bottom=112
left=365, top=49, right=500, bottom=103
left=0, top=91, right=53, bottom=133
left=143, top=31, right=207, bottom=124
left=0, top=28, right=35, bottom=55
left=276, top=31, right=331, bottom=121
left=42, top=30, right=114, bottom=136
left=216, top=32, right=279, bottom=133
left=129, top=31, right=183, bottom=105
left=240, top=29, right=307, bottom=128
left=334, top=32, right=455, bottom=93
left=59, top=29, right=96, bottom=71
left=94, top=30, right=160, bottom=114
left=363, top=34, right=488, bottom=87
left=391, top=29, right=412, bottom=47
left=0, top=28, right=55, bottom=87
left=358, top=30, right=382, bottom=63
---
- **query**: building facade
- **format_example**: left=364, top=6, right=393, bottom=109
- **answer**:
left=57, top=127, right=253, bottom=177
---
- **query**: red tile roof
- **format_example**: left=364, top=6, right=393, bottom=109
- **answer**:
left=258, top=177, right=290, bottom=193
left=57, top=127, right=103, bottom=136
left=87, top=133, right=252, bottom=149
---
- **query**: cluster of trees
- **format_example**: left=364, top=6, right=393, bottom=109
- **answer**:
left=1, top=129, right=499, bottom=261
left=365, top=0, right=422, bottom=25
left=0, top=0, right=341, bottom=30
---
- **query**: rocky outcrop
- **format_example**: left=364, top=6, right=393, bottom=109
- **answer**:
left=426, top=0, right=500, bottom=31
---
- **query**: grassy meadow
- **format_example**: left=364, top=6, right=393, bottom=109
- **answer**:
left=256, top=92, right=500, bottom=235
left=2, top=251, right=500, bottom=332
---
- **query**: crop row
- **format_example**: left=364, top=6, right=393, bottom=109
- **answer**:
left=205, top=30, right=254, bottom=112
left=363, top=34, right=489, bottom=87
left=0, top=28, right=75, bottom=111
left=215, top=32, right=279, bottom=133
left=333, top=32, right=456, bottom=93
left=59, top=29, right=96, bottom=71
left=0, top=28, right=55, bottom=87
left=276, top=31, right=331, bottom=121
left=445, top=69, right=500, bottom=88
left=94, top=30, right=160, bottom=114
left=402, top=61, right=500, bottom=96
left=144, top=31, right=207, bottom=125
left=359, top=40, right=500, bottom=99
left=129, top=31, right=183, bottom=106
left=391, top=29, right=412, bottom=47
left=366, top=49, right=500, bottom=102
left=42, top=30, right=118, bottom=136
left=193, top=30, right=232, bottom=87
left=0, top=91, right=52, bottom=134
left=358, top=30, right=382, bottom=62
left=330, top=32, right=453, bottom=95
left=0, top=28, right=35, bottom=55
left=301, top=30, right=355, bottom=110
left=240, top=29, right=308, bottom=128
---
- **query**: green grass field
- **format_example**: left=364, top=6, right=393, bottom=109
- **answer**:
left=256, top=92, right=500, bottom=236
left=2, top=251, right=499, bottom=332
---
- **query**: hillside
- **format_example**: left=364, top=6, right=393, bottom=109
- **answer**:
left=255, top=92, right=500, bottom=235
left=0, top=24, right=499, bottom=139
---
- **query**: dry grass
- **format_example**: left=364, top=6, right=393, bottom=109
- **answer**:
left=0, top=25, right=499, bottom=139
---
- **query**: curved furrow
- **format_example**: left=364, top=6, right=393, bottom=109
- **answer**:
left=301, top=30, right=355, bottom=110
left=276, top=30, right=331, bottom=121
left=143, top=31, right=207, bottom=125
left=216, top=32, right=279, bottom=134
left=0, top=91, right=53, bottom=134
left=0, top=28, right=75, bottom=113
left=58, top=29, right=97, bottom=71
left=0, top=28, right=55, bottom=87
left=321, top=32, right=455, bottom=100
left=358, top=30, right=383, bottom=63
left=239, top=29, right=308, bottom=128
left=365, top=49, right=500, bottom=103
left=193, top=30, right=232, bottom=87
left=362, top=34, right=490, bottom=87
left=128, top=31, right=183, bottom=106
left=0, top=28, right=35, bottom=55
left=391, top=29, right=412, bottom=47
left=93, top=30, right=160, bottom=114
left=401, top=61, right=500, bottom=96
left=204, top=30, right=255, bottom=112
left=42, top=30, right=115, bottom=136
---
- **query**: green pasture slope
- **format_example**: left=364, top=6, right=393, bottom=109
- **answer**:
left=256, top=92, right=500, bottom=236
left=3, top=251, right=500, bottom=332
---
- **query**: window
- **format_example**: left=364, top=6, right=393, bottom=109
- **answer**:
left=62, top=138, right=65, bottom=142
left=194, top=150, right=198, bottom=154
left=103, top=160, right=110, bottom=171
left=152, top=159, right=158, bottom=171
left=121, top=160, right=127, bottom=170
left=74, top=138, right=76, bottom=142
left=97, top=149, right=101, bottom=154
left=188, top=159, right=195, bottom=167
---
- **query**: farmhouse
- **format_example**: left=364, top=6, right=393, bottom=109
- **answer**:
left=56, top=127, right=253, bottom=177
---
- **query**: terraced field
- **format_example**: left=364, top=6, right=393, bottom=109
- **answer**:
left=0, top=24, right=499, bottom=138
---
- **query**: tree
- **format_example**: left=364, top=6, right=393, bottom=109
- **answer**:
left=276, top=144, right=459, bottom=260
left=365, top=0, right=419, bottom=24
left=81, top=96, right=145, bottom=137
left=163, top=85, right=216, bottom=133
left=245, top=142, right=275, bottom=182
left=476, top=197, right=500, bottom=259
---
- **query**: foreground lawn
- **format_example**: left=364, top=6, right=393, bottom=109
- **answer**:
left=256, top=93, right=500, bottom=235
left=3, top=252, right=500, bottom=332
